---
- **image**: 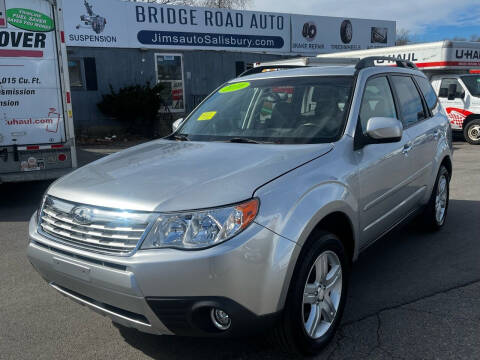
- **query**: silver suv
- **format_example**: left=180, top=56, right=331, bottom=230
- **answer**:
left=28, top=57, right=453, bottom=355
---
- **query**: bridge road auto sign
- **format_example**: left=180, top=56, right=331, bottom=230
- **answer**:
left=0, top=0, right=6, bottom=28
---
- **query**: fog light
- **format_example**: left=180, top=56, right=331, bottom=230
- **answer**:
left=210, top=308, right=231, bottom=330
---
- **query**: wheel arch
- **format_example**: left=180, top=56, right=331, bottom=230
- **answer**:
left=277, top=210, right=357, bottom=311
left=308, top=211, right=356, bottom=264
left=440, top=155, right=452, bottom=178
left=463, top=113, right=480, bottom=128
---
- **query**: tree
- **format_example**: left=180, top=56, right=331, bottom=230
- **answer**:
left=201, top=0, right=251, bottom=9
left=125, top=0, right=197, bottom=5
left=126, top=0, right=252, bottom=8
left=470, top=35, right=480, bottom=42
left=396, top=29, right=411, bottom=46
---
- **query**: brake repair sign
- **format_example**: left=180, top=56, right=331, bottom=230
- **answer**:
left=0, top=0, right=6, bottom=28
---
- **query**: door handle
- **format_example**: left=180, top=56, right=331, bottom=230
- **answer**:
left=433, top=130, right=440, bottom=140
left=402, top=143, right=412, bottom=155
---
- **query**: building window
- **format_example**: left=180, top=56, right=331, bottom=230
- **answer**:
left=155, top=54, right=185, bottom=113
left=68, top=59, right=83, bottom=88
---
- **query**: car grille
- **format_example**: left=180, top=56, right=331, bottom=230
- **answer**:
left=38, top=196, right=151, bottom=255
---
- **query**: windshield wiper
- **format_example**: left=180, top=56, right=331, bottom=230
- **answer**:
left=225, top=137, right=263, bottom=144
left=171, top=134, right=190, bottom=141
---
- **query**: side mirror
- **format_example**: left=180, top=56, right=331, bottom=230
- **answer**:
left=366, top=117, right=403, bottom=142
left=448, top=83, right=457, bottom=100
left=172, top=118, right=184, bottom=132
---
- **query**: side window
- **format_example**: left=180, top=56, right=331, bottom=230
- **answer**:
left=439, top=78, right=465, bottom=98
left=416, top=76, right=438, bottom=114
left=391, top=76, right=426, bottom=127
left=359, top=76, right=397, bottom=131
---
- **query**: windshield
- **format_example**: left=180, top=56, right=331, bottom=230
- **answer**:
left=176, top=76, right=354, bottom=144
left=461, top=75, right=480, bottom=97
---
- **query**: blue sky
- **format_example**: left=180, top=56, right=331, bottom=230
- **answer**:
left=252, top=0, right=480, bottom=42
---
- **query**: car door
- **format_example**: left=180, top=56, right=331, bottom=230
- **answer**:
left=437, top=77, right=467, bottom=129
left=356, top=75, right=414, bottom=246
left=389, top=75, right=437, bottom=204
left=415, top=75, right=445, bottom=181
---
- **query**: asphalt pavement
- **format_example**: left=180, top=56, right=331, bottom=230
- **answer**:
left=0, top=141, right=479, bottom=360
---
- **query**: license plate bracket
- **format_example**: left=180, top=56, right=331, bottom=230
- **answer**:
left=53, top=257, right=91, bottom=282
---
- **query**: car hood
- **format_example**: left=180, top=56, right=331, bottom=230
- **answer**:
left=48, top=140, right=333, bottom=212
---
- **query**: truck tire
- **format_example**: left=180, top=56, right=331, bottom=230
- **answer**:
left=271, top=231, right=349, bottom=355
left=463, top=119, right=480, bottom=145
left=420, top=165, right=450, bottom=231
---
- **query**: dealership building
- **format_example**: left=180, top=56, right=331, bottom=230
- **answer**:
left=63, top=0, right=396, bottom=132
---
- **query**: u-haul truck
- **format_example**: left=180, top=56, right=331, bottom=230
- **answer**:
left=0, top=0, right=76, bottom=183
left=317, top=41, right=480, bottom=144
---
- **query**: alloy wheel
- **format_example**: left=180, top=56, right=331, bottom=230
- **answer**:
left=302, top=250, right=342, bottom=339
left=435, top=174, right=448, bottom=224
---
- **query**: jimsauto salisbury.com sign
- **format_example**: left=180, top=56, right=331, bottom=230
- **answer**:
left=63, top=0, right=395, bottom=54
left=64, top=0, right=290, bottom=52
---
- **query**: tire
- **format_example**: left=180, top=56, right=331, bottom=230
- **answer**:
left=302, top=23, right=310, bottom=38
left=463, top=119, right=480, bottom=145
left=272, top=231, right=349, bottom=355
left=308, top=24, right=317, bottom=39
left=420, top=165, right=450, bottom=231
left=340, top=20, right=353, bottom=44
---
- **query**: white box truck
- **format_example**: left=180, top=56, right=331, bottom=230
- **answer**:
left=0, top=0, right=76, bottom=183
left=317, top=41, right=480, bottom=144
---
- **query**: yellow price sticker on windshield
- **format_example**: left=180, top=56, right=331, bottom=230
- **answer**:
left=219, top=82, right=250, bottom=93
left=197, top=111, right=217, bottom=121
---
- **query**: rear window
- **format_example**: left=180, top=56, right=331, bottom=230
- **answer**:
left=391, top=76, right=426, bottom=127
left=416, top=76, right=438, bottom=114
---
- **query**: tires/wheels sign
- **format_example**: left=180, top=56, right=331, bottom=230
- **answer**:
left=340, top=19, right=352, bottom=44
left=302, top=22, right=317, bottom=41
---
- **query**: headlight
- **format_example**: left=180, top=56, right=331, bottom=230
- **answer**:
left=140, top=198, right=259, bottom=250
left=36, top=193, right=47, bottom=224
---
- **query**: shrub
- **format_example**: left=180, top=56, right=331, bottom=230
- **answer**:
left=97, top=82, right=164, bottom=136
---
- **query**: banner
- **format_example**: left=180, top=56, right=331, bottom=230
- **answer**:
left=291, top=15, right=395, bottom=54
left=63, top=0, right=396, bottom=55
left=64, top=0, right=290, bottom=53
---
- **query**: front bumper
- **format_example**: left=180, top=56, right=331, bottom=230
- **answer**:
left=27, top=213, right=297, bottom=336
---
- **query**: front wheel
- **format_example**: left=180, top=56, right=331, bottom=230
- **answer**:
left=464, top=119, right=480, bottom=145
left=272, top=231, right=349, bottom=355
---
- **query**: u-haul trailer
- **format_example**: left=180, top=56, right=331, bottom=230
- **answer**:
left=0, top=0, right=76, bottom=183
left=317, top=41, right=480, bottom=144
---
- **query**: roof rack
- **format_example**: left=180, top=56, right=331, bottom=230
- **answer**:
left=238, top=55, right=419, bottom=77
left=355, top=56, right=419, bottom=70
left=239, top=57, right=359, bottom=77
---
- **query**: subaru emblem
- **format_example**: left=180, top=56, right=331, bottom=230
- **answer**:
left=71, top=206, right=93, bottom=225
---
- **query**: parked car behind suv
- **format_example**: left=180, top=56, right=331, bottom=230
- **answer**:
left=28, top=57, right=453, bottom=355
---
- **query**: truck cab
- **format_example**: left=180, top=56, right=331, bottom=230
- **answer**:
left=430, top=73, right=480, bottom=144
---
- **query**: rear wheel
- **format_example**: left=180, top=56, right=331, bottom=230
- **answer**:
left=272, top=231, right=349, bottom=355
left=464, top=119, right=480, bottom=145
left=420, top=165, right=450, bottom=231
